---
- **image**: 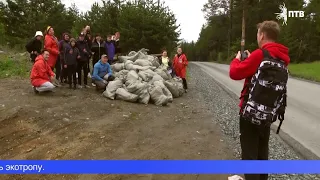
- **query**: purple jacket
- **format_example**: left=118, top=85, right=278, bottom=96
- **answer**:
left=105, top=41, right=115, bottom=60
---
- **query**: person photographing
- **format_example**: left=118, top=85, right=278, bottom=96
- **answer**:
left=229, top=20, right=290, bottom=180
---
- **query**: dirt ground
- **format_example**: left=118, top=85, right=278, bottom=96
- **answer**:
left=0, top=77, right=234, bottom=180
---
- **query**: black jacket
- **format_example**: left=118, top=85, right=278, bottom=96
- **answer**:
left=65, top=46, right=80, bottom=65
left=25, top=38, right=42, bottom=61
left=59, top=40, right=70, bottom=65
left=76, top=40, right=91, bottom=62
left=91, top=40, right=106, bottom=62
left=112, top=40, right=121, bottom=54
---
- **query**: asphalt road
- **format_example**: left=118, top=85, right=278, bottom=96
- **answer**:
left=193, top=61, right=320, bottom=158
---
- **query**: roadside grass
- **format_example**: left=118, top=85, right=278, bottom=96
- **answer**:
left=0, top=52, right=31, bottom=79
left=289, top=62, right=320, bottom=82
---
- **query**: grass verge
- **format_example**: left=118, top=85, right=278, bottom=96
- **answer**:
left=0, top=53, right=31, bottom=79
left=289, top=62, right=320, bottom=82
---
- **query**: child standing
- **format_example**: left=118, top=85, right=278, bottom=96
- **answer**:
left=65, top=38, right=80, bottom=89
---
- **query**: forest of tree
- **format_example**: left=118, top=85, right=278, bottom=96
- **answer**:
left=0, top=0, right=180, bottom=55
left=182, top=0, right=320, bottom=63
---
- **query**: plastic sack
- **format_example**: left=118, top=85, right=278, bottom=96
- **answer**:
left=102, top=79, right=124, bottom=100
left=134, top=59, right=152, bottom=67
left=164, top=80, right=180, bottom=98
left=149, top=85, right=169, bottom=106
left=154, top=80, right=173, bottom=102
left=155, top=68, right=170, bottom=80
left=115, top=88, right=139, bottom=103
left=111, top=63, right=125, bottom=72
left=126, top=70, right=139, bottom=83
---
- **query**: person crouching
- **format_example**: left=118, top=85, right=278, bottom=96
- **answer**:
left=30, top=49, right=56, bottom=94
left=92, top=54, right=115, bottom=92
left=65, top=38, right=80, bottom=89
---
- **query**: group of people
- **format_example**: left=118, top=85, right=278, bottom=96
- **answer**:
left=26, top=25, right=189, bottom=94
left=26, top=25, right=121, bottom=92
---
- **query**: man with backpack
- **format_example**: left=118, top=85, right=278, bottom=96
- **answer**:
left=229, top=20, right=290, bottom=180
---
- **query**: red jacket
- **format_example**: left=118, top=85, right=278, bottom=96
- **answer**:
left=30, top=55, right=55, bottom=87
left=44, top=34, right=59, bottom=68
left=173, top=53, right=188, bottom=78
left=229, top=42, right=290, bottom=109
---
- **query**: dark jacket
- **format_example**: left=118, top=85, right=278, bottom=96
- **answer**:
left=91, top=40, right=106, bottom=62
left=76, top=39, right=91, bottom=62
left=59, top=40, right=71, bottom=65
left=112, top=40, right=121, bottom=54
left=85, top=32, right=92, bottom=49
left=229, top=42, right=290, bottom=109
left=65, top=46, right=80, bottom=65
left=105, top=41, right=115, bottom=60
left=25, top=37, right=42, bottom=61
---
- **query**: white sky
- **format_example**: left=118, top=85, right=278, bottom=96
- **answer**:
left=61, top=0, right=207, bottom=42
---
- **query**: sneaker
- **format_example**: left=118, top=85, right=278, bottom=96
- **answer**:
left=33, top=86, right=39, bottom=94
left=92, top=83, right=96, bottom=87
left=88, top=73, right=92, bottom=78
left=84, top=85, right=90, bottom=88
left=77, top=85, right=83, bottom=89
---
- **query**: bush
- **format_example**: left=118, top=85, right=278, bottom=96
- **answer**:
left=0, top=53, right=31, bottom=78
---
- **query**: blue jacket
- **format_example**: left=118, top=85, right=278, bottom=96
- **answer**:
left=92, top=60, right=113, bottom=81
left=105, top=41, right=115, bottom=60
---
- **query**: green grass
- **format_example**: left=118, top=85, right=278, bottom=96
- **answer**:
left=289, top=61, right=320, bottom=82
left=0, top=53, right=31, bottom=79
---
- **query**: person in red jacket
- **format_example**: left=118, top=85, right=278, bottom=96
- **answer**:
left=30, top=49, right=56, bottom=94
left=229, top=20, right=290, bottom=180
left=44, top=26, right=59, bottom=70
left=173, top=47, right=188, bottom=92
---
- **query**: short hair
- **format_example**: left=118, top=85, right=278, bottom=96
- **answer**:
left=257, top=21, right=280, bottom=41
left=41, top=49, right=49, bottom=54
left=107, top=35, right=112, bottom=38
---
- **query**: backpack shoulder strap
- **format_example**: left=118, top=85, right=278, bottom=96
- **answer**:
left=261, top=48, right=271, bottom=59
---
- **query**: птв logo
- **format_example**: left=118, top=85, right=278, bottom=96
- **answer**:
left=275, top=3, right=288, bottom=25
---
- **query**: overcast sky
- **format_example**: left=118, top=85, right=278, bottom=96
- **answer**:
left=61, top=0, right=207, bottom=42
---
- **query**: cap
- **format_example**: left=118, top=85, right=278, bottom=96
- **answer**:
left=101, top=54, right=108, bottom=58
left=35, top=31, right=43, bottom=37
left=70, top=38, right=76, bottom=43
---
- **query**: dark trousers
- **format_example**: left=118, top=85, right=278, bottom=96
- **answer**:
left=61, top=65, right=68, bottom=82
left=93, top=75, right=115, bottom=91
left=182, top=78, right=188, bottom=89
left=92, top=58, right=99, bottom=69
left=67, top=64, right=77, bottom=87
left=55, top=57, right=61, bottom=81
left=240, top=116, right=270, bottom=180
left=77, top=61, right=89, bottom=85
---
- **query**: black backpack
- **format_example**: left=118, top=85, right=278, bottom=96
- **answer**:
left=241, top=49, right=288, bottom=134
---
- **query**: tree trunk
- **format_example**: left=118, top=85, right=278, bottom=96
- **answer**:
left=241, top=0, right=246, bottom=52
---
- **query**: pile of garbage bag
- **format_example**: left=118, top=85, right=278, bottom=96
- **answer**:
left=102, top=48, right=185, bottom=106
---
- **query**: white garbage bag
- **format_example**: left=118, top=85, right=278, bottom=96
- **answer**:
left=154, top=80, right=173, bottom=102
left=164, top=80, right=180, bottom=98
left=111, top=63, right=125, bottom=72
left=128, top=51, right=136, bottom=56
left=102, top=79, right=124, bottom=100
left=155, top=68, right=170, bottom=80
left=138, top=88, right=150, bottom=104
left=134, top=59, right=152, bottom=67
left=149, top=85, right=169, bottom=106
left=115, top=88, right=139, bottom=103
left=126, top=70, right=139, bottom=83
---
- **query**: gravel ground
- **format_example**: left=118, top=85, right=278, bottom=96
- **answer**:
left=189, top=63, right=320, bottom=180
